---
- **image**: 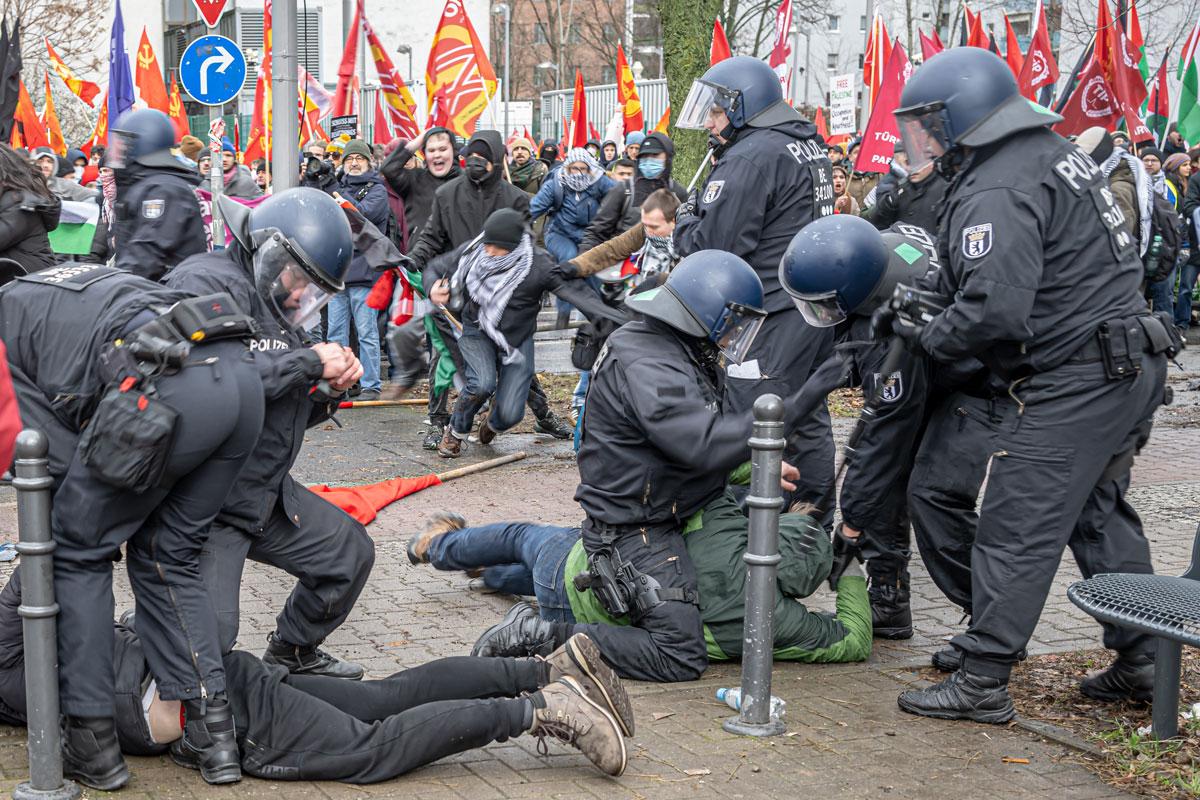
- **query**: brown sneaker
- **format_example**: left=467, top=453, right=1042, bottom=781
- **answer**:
left=530, top=676, right=627, bottom=776
left=437, top=428, right=464, bottom=458
left=543, top=634, right=634, bottom=736
left=406, top=511, right=467, bottom=565
left=477, top=408, right=496, bottom=445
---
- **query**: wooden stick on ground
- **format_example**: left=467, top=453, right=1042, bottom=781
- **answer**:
left=436, top=452, right=527, bottom=482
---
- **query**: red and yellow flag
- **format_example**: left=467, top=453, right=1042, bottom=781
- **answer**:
left=616, top=45, right=643, bottom=135
left=134, top=27, right=170, bottom=115
left=568, top=70, right=587, bottom=148
left=243, top=0, right=273, bottom=164
left=365, top=16, right=420, bottom=140
left=45, top=38, right=101, bottom=107
left=83, top=90, right=109, bottom=157
left=13, top=79, right=49, bottom=150
left=425, top=0, right=497, bottom=137
left=41, top=72, right=66, bottom=156
left=333, top=0, right=361, bottom=116
left=652, top=105, right=670, bottom=134
left=167, top=71, right=190, bottom=140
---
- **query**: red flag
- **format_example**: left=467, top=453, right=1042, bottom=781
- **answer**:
left=83, top=90, right=109, bottom=157
left=13, top=79, right=48, bottom=149
left=333, top=0, right=361, bottom=116
left=373, top=90, right=392, bottom=145
left=814, top=105, right=829, bottom=138
left=568, top=70, right=587, bottom=149
left=1091, top=0, right=1115, bottom=85
left=863, top=14, right=893, bottom=110
left=167, top=72, right=190, bottom=140
left=134, top=28, right=170, bottom=115
left=41, top=72, right=66, bottom=156
left=966, top=9, right=989, bottom=49
left=1003, top=15, right=1024, bottom=78
left=855, top=40, right=910, bottom=174
left=616, top=44, right=644, bottom=134
left=1018, top=0, right=1060, bottom=100
left=652, top=105, right=670, bottom=134
left=918, top=30, right=943, bottom=62
left=1146, top=57, right=1169, bottom=144
left=767, top=0, right=794, bottom=97
left=1053, top=56, right=1121, bottom=136
left=308, top=474, right=442, bottom=525
left=243, top=0, right=273, bottom=164
left=523, top=126, right=532, bottom=142
left=1111, top=23, right=1148, bottom=110
left=588, top=121, right=601, bottom=141
left=364, top=16, right=420, bottom=141
left=425, top=0, right=498, bottom=137
left=45, top=38, right=101, bottom=107
left=711, top=18, right=732, bottom=65
left=560, top=116, right=569, bottom=146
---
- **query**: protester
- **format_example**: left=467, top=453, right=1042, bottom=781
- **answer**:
left=864, top=150, right=948, bottom=232
left=508, top=137, right=548, bottom=195
left=1166, top=152, right=1195, bottom=331
left=580, top=132, right=686, bottom=251
left=1076, top=127, right=1150, bottom=249
left=845, top=140, right=880, bottom=208
left=831, top=165, right=860, bottom=215
left=179, top=134, right=204, bottom=164
left=88, top=146, right=105, bottom=165
left=33, top=147, right=97, bottom=202
left=1165, top=129, right=1188, bottom=157
left=827, top=143, right=845, bottom=164
left=0, top=143, right=60, bottom=273
left=623, top=131, right=645, bottom=159
left=608, top=157, right=635, bottom=182
left=1182, top=151, right=1200, bottom=330
left=87, top=163, right=117, bottom=263
left=251, top=157, right=271, bottom=193
left=600, top=139, right=618, bottom=167
left=220, top=138, right=261, bottom=198
left=197, top=150, right=211, bottom=179
left=538, top=140, right=560, bottom=169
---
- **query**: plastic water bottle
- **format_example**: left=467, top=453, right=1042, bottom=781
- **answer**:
left=716, top=687, right=786, bottom=718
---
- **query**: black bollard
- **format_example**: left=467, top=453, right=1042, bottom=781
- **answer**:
left=723, top=394, right=786, bottom=737
left=11, top=430, right=80, bottom=800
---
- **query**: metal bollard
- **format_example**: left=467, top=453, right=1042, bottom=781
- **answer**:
left=12, top=430, right=80, bottom=800
left=723, top=395, right=787, bottom=737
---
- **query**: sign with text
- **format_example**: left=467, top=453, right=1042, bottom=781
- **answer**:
left=330, top=115, right=359, bottom=138
left=829, top=73, right=857, bottom=135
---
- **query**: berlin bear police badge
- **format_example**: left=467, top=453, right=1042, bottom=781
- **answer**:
left=873, top=371, right=903, bottom=403
left=962, top=223, right=992, bottom=259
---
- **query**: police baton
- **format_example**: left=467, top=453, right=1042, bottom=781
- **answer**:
left=686, top=149, right=714, bottom=193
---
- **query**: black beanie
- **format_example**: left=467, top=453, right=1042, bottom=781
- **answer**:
left=1141, top=146, right=1165, bottom=162
left=482, top=208, right=526, bottom=250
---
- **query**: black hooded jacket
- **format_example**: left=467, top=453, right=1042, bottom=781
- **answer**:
left=379, top=125, right=462, bottom=244
left=0, top=188, right=60, bottom=273
left=406, top=130, right=531, bottom=268
left=580, top=132, right=687, bottom=251
left=675, top=116, right=835, bottom=313
left=112, top=154, right=206, bottom=281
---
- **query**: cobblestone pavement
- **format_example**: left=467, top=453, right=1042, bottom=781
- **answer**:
left=5, top=343, right=1200, bottom=798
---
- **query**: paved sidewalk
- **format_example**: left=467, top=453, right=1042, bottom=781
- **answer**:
left=4, top=346, right=1200, bottom=798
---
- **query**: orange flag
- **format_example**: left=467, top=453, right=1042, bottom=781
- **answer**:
left=365, top=16, right=420, bottom=140
left=616, top=45, right=644, bottom=134
left=243, top=0, right=273, bottom=164
left=82, top=89, right=109, bottom=157
left=308, top=474, right=442, bottom=525
left=711, top=18, right=732, bottom=65
left=425, top=0, right=497, bottom=137
left=41, top=72, right=66, bottom=156
left=45, top=38, right=101, bottom=107
left=652, top=105, right=670, bottom=134
left=167, top=72, right=190, bottom=140
left=134, top=28, right=170, bottom=114
left=13, top=79, right=49, bottom=150
left=568, top=70, right=588, bottom=148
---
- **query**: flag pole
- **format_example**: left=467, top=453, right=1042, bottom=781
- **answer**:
left=1053, top=33, right=1096, bottom=113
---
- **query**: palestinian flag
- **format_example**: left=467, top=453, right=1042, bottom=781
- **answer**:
left=47, top=200, right=98, bottom=255
left=1178, top=18, right=1200, bottom=145
left=1146, top=56, right=1170, bottom=146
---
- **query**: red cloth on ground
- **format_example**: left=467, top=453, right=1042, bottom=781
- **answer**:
left=308, top=473, right=442, bottom=525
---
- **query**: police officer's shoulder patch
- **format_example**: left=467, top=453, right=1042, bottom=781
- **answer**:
left=873, top=371, right=903, bottom=403
left=141, top=199, right=165, bottom=219
left=702, top=180, right=725, bottom=204
left=961, top=223, right=993, bottom=259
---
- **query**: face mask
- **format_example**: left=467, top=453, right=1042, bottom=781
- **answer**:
left=466, top=159, right=490, bottom=183
left=638, top=159, right=665, bottom=179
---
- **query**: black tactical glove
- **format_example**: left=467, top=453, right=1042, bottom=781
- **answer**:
left=869, top=306, right=924, bottom=352
left=828, top=523, right=864, bottom=591
left=677, top=190, right=698, bottom=221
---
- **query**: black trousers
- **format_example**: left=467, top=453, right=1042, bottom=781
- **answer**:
left=571, top=520, right=708, bottom=683
left=199, top=484, right=376, bottom=652
left=860, top=482, right=913, bottom=585
left=53, top=342, right=264, bottom=715
left=228, top=652, right=539, bottom=783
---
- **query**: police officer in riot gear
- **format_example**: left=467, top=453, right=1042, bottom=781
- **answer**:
left=164, top=188, right=376, bottom=681
left=0, top=261, right=265, bottom=789
left=780, top=215, right=945, bottom=640
left=886, top=48, right=1171, bottom=721
left=469, top=251, right=850, bottom=682
left=674, top=56, right=839, bottom=524
left=108, top=109, right=206, bottom=280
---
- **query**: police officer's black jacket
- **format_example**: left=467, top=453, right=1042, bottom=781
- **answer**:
left=575, top=318, right=753, bottom=526
left=0, top=263, right=188, bottom=475
left=675, top=118, right=834, bottom=313
left=165, top=249, right=336, bottom=533
left=917, top=128, right=1147, bottom=376
left=113, top=159, right=206, bottom=281
left=379, top=126, right=461, bottom=240
left=865, top=170, right=949, bottom=234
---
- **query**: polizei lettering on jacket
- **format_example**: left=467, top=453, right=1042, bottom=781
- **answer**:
left=250, top=337, right=293, bottom=351
left=786, top=140, right=826, bottom=166
left=1051, top=148, right=1101, bottom=193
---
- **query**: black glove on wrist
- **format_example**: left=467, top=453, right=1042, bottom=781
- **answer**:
left=828, top=523, right=864, bottom=591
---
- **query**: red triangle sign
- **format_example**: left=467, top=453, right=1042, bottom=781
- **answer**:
left=192, top=0, right=229, bottom=28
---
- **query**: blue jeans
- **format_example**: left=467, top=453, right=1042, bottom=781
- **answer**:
left=449, top=323, right=535, bottom=436
left=1176, top=259, right=1199, bottom=328
left=425, top=522, right=580, bottom=622
left=1147, top=264, right=1177, bottom=320
left=326, top=286, right=382, bottom=391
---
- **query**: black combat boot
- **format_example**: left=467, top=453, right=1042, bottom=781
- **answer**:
left=472, top=601, right=560, bottom=657
left=1080, top=651, right=1155, bottom=702
left=869, top=574, right=913, bottom=640
left=262, top=632, right=365, bottom=680
left=62, top=716, right=129, bottom=791
left=934, top=644, right=1027, bottom=672
left=897, top=669, right=1016, bottom=724
left=170, top=695, right=242, bottom=784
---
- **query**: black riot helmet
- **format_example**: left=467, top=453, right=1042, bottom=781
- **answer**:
left=676, top=56, right=801, bottom=146
left=108, top=109, right=177, bottom=170
left=219, top=188, right=351, bottom=330
left=894, top=48, right=1062, bottom=175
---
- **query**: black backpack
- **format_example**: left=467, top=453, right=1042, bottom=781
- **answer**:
left=1144, top=192, right=1182, bottom=282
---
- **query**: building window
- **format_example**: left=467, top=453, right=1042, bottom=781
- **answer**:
left=534, top=23, right=549, bottom=44
left=857, top=53, right=865, bottom=68
left=828, top=15, right=840, bottom=31
left=603, top=23, right=617, bottom=40
left=860, top=15, right=867, bottom=33
left=826, top=53, right=838, bottom=70
left=568, top=23, right=581, bottom=43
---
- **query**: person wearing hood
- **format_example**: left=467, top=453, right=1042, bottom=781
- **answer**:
left=538, top=140, right=560, bottom=169
left=381, top=126, right=461, bottom=243
left=600, top=140, right=618, bottom=168
left=328, top=139, right=390, bottom=399
left=108, top=109, right=206, bottom=280
left=530, top=147, right=615, bottom=327
left=219, top=137, right=262, bottom=198
left=0, top=143, right=61, bottom=272
left=673, top=55, right=839, bottom=525
left=579, top=132, right=687, bottom=252
left=33, top=147, right=98, bottom=202
left=585, top=140, right=602, bottom=161
left=509, top=137, right=548, bottom=195
left=623, top=131, right=645, bottom=159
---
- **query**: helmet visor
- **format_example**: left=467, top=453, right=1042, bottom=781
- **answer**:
left=106, top=131, right=133, bottom=170
left=714, top=302, right=767, bottom=365
left=677, top=80, right=734, bottom=130
left=896, top=106, right=952, bottom=174
left=790, top=293, right=846, bottom=328
left=254, top=234, right=336, bottom=330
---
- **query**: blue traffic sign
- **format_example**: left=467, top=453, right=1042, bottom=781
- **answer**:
left=179, top=35, right=246, bottom=106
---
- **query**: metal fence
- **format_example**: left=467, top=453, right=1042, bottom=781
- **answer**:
left=540, top=79, right=669, bottom=141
